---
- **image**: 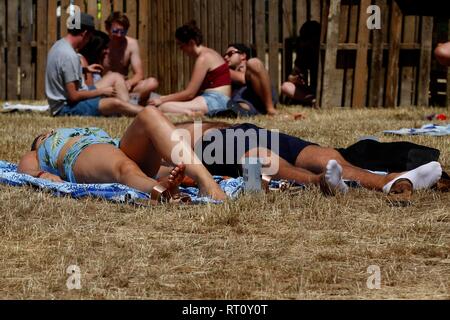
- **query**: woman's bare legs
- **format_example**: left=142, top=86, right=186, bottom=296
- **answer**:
left=73, top=144, right=185, bottom=195
left=158, top=96, right=209, bottom=116
left=119, top=107, right=226, bottom=200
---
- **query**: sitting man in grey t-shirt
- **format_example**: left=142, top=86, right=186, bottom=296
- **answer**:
left=45, top=13, right=145, bottom=117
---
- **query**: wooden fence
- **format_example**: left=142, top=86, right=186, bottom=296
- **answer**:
left=0, top=0, right=449, bottom=107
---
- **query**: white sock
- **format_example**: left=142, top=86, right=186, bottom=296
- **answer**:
left=383, top=162, right=442, bottom=194
left=325, top=160, right=349, bottom=194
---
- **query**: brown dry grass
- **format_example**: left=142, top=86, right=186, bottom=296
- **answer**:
left=0, top=104, right=449, bottom=300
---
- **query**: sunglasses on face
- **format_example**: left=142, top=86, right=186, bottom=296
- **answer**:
left=111, top=28, right=127, bottom=36
left=223, top=50, right=241, bottom=58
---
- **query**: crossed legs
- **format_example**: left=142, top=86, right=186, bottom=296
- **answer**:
left=73, top=107, right=226, bottom=200
left=245, top=145, right=441, bottom=194
left=118, top=107, right=226, bottom=200
left=95, top=72, right=145, bottom=116
left=296, top=146, right=442, bottom=193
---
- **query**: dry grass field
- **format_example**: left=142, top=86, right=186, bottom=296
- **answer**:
left=0, top=104, right=449, bottom=300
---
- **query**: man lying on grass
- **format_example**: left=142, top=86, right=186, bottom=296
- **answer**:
left=17, top=108, right=227, bottom=203
left=163, top=121, right=444, bottom=199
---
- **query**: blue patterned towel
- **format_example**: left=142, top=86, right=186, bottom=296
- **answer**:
left=384, top=124, right=450, bottom=136
left=0, top=161, right=279, bottom=205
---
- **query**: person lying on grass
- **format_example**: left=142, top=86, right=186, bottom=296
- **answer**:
left=161, top=121, right=444, bottom=198
left=17, top=108, right=227, bottom=203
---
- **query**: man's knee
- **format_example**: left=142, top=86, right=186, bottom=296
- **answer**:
left=246, top=58, right=266, bottom=73
left=108, top=97, right=123, bottom=106
left=435, top=43, right=450, bottom=66
left=281, top=82, right=294, bottom=95
left=138, top=105, right=164, bottom=121
left=146, top=77, right=159, bottom=90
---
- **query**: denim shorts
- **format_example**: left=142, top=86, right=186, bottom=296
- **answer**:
left=58, top=86, right=101, bottom=117
left=201, top=91, right=230, bottom=116
left=229, top=85, right=279, bottom=116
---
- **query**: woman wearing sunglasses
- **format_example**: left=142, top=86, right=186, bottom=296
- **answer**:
left=148, top=21, right=232, bottom=116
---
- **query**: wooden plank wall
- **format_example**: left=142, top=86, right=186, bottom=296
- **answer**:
left=0, top=0, right=6, bottom=100
left=0, top=0, right=448, bottom=107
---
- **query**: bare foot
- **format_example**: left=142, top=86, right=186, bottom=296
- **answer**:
left=198, top=180, right=227, bottom=201
left=158, top=163, right=186, bottom=196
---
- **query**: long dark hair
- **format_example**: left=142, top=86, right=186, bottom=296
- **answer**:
left=30, top=134, right=42, bottom=151
left=79, top=30, right=110, bottom=65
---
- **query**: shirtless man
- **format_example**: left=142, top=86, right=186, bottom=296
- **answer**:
left=103, top=12, right=159, bottom=105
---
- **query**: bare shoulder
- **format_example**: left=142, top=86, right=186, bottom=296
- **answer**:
left=18, top=151, right=38, bottom=172
left=200, top=48, right=223, bottom=67
left=126, top=37, right=140, bottom=50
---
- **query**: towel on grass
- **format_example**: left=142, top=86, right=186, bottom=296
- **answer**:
left=384, top=124, right=450, bottom=136
left=0, top=161, right=262, bottom=205
left=2, top=103, right=49, bottom=113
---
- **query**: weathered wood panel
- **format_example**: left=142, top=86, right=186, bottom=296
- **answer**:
left=0, top=0, right=443, bottom=106
left=352, top=0, right=371, bottom=108
left=0, top=0, right=6, bottom=100
left=417, top=16, right=433, bottom=107
left=321, top=0, right=341, bottom=108
left=385, top=0, right=402, bottom=108
left=7, top=0, right=19, bottom=100
left=20, top=0, right=34, bottom=99
left=269, top=0, right=280, bottom=88
left=368, top=0, right=386, bottom=108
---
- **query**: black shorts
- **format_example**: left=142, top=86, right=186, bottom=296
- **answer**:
left=196, top=123, right=317, bottom=177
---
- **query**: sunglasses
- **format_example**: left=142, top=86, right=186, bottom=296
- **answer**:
left=223, top=50, right=241, bottom=58
left=111, top=28, right=128, bottom=36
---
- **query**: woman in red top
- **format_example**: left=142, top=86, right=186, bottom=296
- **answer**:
left=149, top=21, right=232, bottom=116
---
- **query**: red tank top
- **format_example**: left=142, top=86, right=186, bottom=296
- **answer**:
left=200, top=63, right=231, bottom=91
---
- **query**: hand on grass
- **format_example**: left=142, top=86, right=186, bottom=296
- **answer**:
left=39, top=172, right=64, bottom=183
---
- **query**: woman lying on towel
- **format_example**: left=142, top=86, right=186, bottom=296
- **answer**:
left=18, top=107, right=227, bottom=203
left=167, top=122, right=444, bottom=198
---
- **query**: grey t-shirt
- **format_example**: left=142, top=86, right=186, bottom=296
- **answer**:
left=45, top=38, right=84, bottom=116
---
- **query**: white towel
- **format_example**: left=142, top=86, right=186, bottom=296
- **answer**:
left=2, top=103, right=49, bottom=112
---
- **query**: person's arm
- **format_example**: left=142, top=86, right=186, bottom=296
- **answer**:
left=18, top=151, right=64, bottom=183
left=229, top=65, right=246, bottom=85
left=65, top=81, right=114, bottom=104
left=126, top=39, right=145, bottom=89
left=149, top=55, right=209, bottom=106
left=80, top=55, right=94, bottom=86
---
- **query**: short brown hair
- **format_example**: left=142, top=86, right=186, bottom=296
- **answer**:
left=175, top=20, right=203, bottom=45
left=105, top=12, right=130, bottom=30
